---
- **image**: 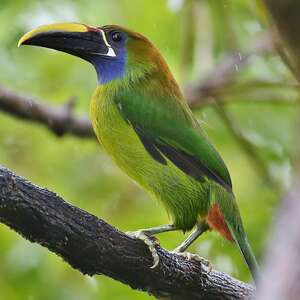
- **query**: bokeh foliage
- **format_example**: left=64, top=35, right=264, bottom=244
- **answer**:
left=0, top=0, right=298, bottom=299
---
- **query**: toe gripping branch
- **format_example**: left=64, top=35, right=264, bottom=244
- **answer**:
left=126, top=230, right=161, bottom=268
left=126, top=223, right=210, bottom=270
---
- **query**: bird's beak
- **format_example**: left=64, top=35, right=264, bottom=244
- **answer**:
left=18, top=23, right=116, bottom=58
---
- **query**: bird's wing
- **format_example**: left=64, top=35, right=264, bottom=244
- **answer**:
left=115, top=90, right=232, bottom=192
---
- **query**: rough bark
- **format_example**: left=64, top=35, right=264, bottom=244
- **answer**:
left=0, top=166, right=254, bottom=300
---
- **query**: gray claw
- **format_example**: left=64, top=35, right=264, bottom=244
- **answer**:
left=171, top=250, right=212, bottom=270
left=126, top=230, right=160, bottom=269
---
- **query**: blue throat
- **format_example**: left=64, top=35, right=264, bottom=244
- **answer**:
left=90, top=51, right=126, bottom=84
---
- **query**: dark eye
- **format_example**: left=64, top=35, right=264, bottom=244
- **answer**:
left=111, top=32, right=122, bottom=43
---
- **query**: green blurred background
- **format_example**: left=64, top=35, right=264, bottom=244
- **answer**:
left=0, top=0, right=298, bottom=299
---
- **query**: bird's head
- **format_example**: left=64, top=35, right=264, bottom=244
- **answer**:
left=18, top=23, right=169, bottom=85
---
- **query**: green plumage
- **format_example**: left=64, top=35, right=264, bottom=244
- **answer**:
left=91, top=83, right=210, bottom=230
left=90, top=65, right=228, bottom=224
left=90, top=30, right=259, bottom=281
left=19, top=22, right=259, bottom=282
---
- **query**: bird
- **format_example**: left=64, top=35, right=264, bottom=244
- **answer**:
left=18, top=23, right=259, bottom=282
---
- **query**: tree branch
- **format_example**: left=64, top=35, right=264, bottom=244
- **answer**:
left=0, top=166, right=254, bottom=300
left=0, top=85, right=94, bottom=138
left=186, top=33, right=273, bottom=109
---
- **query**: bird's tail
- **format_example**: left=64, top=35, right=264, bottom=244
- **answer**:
left=227, top=222, right=260, bottom=284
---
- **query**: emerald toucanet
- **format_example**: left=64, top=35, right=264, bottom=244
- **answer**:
left=18, top=23, right=259, bottom=282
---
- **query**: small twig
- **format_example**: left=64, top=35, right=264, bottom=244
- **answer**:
left=0, top=166, right=255, bottom=300
left=273, top=37, right=299, bottom=80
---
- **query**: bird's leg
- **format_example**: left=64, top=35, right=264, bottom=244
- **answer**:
left=126, top=224, right=176, bottom=269
left=173, top=223, right=208, bottom=252
left=172, top=223, right=211, bottom=268
left=127, top=224, right=175, bottom=237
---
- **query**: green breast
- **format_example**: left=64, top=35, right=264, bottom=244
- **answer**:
left=90, top=86, right=209, bottom=230
left=90, top=87, right=153, bottom=186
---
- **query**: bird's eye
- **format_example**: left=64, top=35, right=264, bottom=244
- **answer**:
left=111, top=32, right=123, bottom=43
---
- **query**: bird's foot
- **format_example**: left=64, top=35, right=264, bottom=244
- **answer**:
left=171, top=250, right=212, bottom=271
left=126, top=230, right=160, bottom=269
